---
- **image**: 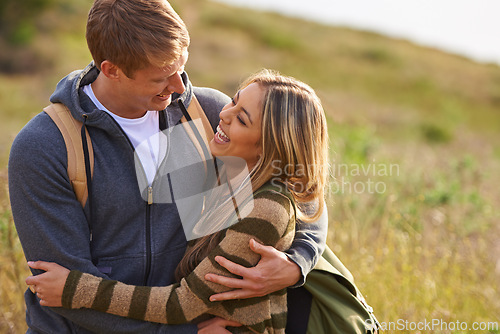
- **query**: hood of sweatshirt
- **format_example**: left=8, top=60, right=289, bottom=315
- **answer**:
left=49, top=61, right=194, bottom=131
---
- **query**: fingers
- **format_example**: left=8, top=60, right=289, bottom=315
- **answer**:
left=26, top=261, right=53, bottom=287
left=205, top=273, right=249, bottom=289
left=25, top=275, right=37, bottom=286
left=36, top=292, right=49, bottom=306
left=205, top=272, right=267, bottom=300
left=26, top=278, right=42, bottom=293
left=26, top=270, right=49, bottom=295
left=25, top=270, right=51, bottom=285
left=27, top=261, right=54, bottom=272
left=218, top=319, right=242, bottom=328
left=248, top=239, right=276, bottom=256
left=209, top=289, right=259, bottom=302
left=39, top=299, right=50, bottom=307
left=212, top=256, right=249, bottom=277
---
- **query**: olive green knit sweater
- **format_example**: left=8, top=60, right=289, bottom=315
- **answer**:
left=62, top=189, right=295, bottom=334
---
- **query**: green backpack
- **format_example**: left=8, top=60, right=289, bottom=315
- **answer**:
left=305, top=245, right=380, bottom=333
left=256, top=183, right=380, bottom=334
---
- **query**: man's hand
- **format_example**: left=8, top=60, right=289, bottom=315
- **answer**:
left=205, top=239, right=301, bottom=301
left=197, top=317, right=241, bottom=333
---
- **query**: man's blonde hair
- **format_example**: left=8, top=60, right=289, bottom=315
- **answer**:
left=86, top=0, right=190, bottom=77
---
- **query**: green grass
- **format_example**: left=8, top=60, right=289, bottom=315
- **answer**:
left=0, top=0, right=499, bottom=332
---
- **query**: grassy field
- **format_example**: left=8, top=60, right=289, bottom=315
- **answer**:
left=1, top=0, right=499, bottom=332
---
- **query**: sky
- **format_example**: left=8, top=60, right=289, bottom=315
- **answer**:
left=213, top=0, right=500, bottom=65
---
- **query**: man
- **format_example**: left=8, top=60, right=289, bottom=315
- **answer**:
left=9, top=0, right=327, bottom=333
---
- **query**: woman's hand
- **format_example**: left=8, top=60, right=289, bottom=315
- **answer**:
left=25, top=261, right=70, bottom=307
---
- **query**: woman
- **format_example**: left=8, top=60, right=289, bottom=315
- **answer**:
left=26, top=69, right=329, bottom=334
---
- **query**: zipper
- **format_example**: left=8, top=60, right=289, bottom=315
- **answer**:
left=102, top=112, right=157, bottom=286
left=147, top=186, right=153, bottom=205
left=144, top=186, right=153, bottom=284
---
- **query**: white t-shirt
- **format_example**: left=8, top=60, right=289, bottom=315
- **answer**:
left=83, top=84, right=165, bottom=185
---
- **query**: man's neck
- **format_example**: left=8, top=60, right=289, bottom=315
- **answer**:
left=91, top=74, right=147, bottom=119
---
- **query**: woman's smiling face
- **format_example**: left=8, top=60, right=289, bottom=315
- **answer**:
left=209, top=82, right=264, bottom=169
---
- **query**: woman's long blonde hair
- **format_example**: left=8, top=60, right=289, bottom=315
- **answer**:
left=175, top=70, right=329, bottom=280
left=247, top=70, right=329, bottom=221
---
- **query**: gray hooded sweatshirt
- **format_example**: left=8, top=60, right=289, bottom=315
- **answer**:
left=9, top=63, right=327, bottom=333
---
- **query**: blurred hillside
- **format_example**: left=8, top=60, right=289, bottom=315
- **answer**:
left=1, top=0, right=500, bottom=163
left=1, top=0, right=499, bottom=333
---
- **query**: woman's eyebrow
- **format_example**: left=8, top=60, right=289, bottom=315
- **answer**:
left=241, top=107, right=252, bottom=124
left=234, top=91, right=253, bottom=124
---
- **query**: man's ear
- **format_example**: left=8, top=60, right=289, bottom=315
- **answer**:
left=100, top=60, right=121, bottom=80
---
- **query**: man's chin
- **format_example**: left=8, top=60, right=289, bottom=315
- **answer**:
left=152, top=97, right=172, bottom=111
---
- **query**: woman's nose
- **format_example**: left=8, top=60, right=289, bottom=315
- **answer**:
left=219, top=105, right=233, bottom=123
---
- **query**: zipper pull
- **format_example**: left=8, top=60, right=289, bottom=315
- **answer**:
left=147, top=186, right=153, bottom=205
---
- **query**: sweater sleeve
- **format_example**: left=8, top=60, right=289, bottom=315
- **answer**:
left=62, top=190, right=295, bottom=331
left=285, top=202, right=328, bottom=287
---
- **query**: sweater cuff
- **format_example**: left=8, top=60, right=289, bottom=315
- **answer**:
left=62, top=270, right=84, bottom=309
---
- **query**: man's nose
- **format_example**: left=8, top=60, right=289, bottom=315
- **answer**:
left=167, top=72, right=185, bottom=94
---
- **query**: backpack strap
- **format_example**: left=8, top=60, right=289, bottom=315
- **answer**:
left=44, top=95, right=210, bottom=207
left=44, top=103, right=94, bottom=208
left=186, top=95, right=214, bottom=143
left=179, top=95, right=215, bottom=173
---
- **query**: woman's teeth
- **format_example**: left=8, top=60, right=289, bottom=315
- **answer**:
left=216, top=125, right=230, bottom=142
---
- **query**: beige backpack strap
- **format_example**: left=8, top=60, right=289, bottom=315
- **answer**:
left=44, top=103, right=94, bottom=207
left=187, top=96, right=214, bottom=143
left=180, top=95, right=215, bottom=172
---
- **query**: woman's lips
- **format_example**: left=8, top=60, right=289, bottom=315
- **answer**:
left=214, top=125, right=230, bottom=144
